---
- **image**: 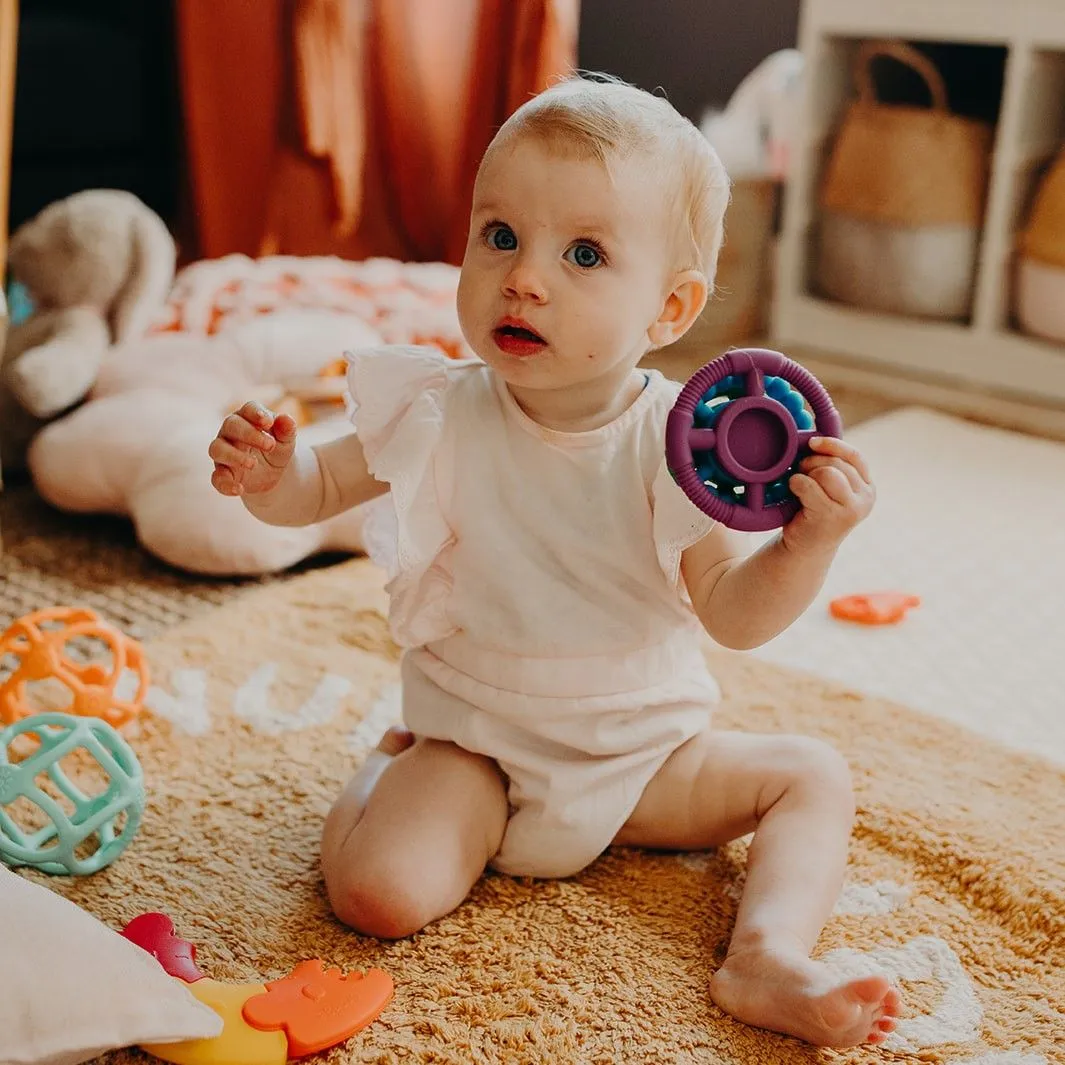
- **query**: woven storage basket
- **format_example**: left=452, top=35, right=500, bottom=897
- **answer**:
left=814, top=40, right=994, bottom=320
left=1016, top=148, right=1065, bottom=343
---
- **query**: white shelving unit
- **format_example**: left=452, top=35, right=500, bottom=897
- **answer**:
left=773, top=0, right=1065, bottom=409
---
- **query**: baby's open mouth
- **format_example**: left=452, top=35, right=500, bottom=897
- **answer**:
left=496, top=324, right=545, bottom=343
left=493, top=319, right=548, bottom=355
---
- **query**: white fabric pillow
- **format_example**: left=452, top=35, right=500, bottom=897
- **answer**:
left=0, top=865, right=222, bottom=1065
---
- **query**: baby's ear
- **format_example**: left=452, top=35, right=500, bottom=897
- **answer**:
left=647, top=270, right=708, bottom=349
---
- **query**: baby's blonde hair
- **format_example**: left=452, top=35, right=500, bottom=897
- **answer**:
left=489, top=73, right=731, bottom=286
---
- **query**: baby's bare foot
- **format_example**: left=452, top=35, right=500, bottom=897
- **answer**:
left=336, top=727, right=416, bottom=819
left=710, top=946, right=901, bottom=1047
left=376, top=725, right=415, bottom=756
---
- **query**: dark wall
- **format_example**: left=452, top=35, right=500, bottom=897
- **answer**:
left=578, top=0, right=802, bottom=120
left=8, top=0, right=182, bottom=233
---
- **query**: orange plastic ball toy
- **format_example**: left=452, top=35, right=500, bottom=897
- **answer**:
left=0, top=607, right=149, bottom=729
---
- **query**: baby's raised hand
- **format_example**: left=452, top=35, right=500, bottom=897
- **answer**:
left=783, top=437, right=875, bottom=554
left=209, top=401, right=297, bottom=497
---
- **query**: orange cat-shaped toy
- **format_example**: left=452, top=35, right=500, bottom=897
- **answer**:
left=122, top=913, right=393, bottom=1064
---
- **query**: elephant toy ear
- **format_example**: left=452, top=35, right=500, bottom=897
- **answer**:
left=109, top=206, right=177, bottom=344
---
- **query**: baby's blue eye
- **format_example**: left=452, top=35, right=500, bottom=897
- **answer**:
left=486, top=225, right=517, bottom=251
left=565, top=242, right=602, bottom=269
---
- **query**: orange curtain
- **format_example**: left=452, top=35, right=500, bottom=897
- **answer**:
left=175, top=0, right=579, bottom=265
left=174, top=0, right=286, bottom=261
left=444, top=0, right=577, bottom=262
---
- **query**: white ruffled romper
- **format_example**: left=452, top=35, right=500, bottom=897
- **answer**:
left=347, top=346, right=722, bottom=879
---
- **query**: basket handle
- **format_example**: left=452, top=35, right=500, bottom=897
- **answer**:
left=854, top=40, right=950, bottom=112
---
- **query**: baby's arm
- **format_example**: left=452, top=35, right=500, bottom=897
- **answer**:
left=209, top=400, right=388, bottom=527
left=682, top=527, right=836, bottom=650
left=682, top=437, right=875, bottom=650
left=244, top=432, right=388, bottom=527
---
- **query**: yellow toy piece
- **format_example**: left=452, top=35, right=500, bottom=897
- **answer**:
left=141, top=979, right=287, bottom=1065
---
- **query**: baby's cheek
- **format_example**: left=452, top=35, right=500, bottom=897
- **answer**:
left=455, top=272, right=482, bottom=334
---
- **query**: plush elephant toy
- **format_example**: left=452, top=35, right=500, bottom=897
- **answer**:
left=1, top=189, right=176, bottom=471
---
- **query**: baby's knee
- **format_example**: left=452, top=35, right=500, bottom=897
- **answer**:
left=782, top=736, right=855, bottom=809
left=326, top=859, right=438, bottom=940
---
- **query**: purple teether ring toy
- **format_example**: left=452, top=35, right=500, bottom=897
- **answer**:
left=665, top=348, right=843, bottom=532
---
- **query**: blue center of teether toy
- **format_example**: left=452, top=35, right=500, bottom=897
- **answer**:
left=691, top=375, right=814, bottom=507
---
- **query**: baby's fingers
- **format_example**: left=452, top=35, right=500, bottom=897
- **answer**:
left=211, top=464, right=244, bottom=497
left=799, top=454, right=864, bottom=494
left=808, top=436, right=872, bottom=483
left=236, top=400, right=275, bottom=430
left=789, top=472, right=830, bottom=509
left=220, top=410, right=277, bottom=454
left=208, top=437, right=256, bottom=470
left=808, top=465, right=854, bottom=506
left=271, top=412, right=298, bottom=444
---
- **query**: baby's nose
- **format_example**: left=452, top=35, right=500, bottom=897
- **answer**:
left=502, top=261, right=547, bottom=303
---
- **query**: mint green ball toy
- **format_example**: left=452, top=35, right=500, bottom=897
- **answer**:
left=0, top=713, right=145, bottom=875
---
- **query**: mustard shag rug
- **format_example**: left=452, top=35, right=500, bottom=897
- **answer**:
left=29, top=560, right=1065, bottom=1063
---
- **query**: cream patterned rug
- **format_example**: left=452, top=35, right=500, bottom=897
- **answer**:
left=21, top=558, right=1062, bottom=1064
left=751, top=406, right=1065, bottom=764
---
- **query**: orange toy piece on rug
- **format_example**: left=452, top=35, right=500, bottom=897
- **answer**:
left=126, top=913, right=394, bottom=1063
left=0, top=607, right=149, bottom=728
left=141, top=980, right=287, bottom=1065
left=829, top=592, right=921, bottom=625
left=242, top=960, right=395, bottom=1057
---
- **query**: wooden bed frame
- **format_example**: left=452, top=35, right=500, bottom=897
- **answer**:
left=0, top=0, right=14, bottom=511
left=0, top=0, right=15, bottom=287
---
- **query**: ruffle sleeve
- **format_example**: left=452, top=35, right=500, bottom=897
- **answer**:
left=345, top=345, right=476, bottom=646
left=650, top=457, right=717, bottom=595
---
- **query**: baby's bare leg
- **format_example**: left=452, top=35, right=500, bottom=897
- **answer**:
left=321, top=730, right=508, bottom=939
left=615, top=729, right=901, bottom=1048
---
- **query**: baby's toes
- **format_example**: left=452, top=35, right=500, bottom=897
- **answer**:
left=376, top=726, right=415, bottom=756
left=882, top=987, right=903, bottom=1018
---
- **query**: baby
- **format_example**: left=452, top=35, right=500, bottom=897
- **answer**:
left=209, top=74, right=898, bottom=1048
